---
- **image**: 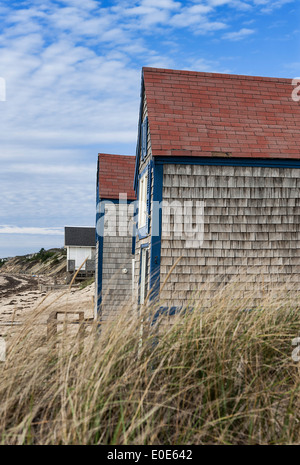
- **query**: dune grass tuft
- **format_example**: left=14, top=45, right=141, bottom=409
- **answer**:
left=0, top=282, right=300, bottom=445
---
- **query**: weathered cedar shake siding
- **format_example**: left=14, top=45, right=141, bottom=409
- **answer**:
left=161, top=164, right=300, bottom=307
left=97, top=154, right=136, bottom=321
left=133, top=67, right=300, bottom=308
left=101, top=202, right=135, bottom=319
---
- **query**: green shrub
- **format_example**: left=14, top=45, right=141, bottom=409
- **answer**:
left=79, top=277, right=95, bottom=290
left=25, top=248, right=56, bottom=263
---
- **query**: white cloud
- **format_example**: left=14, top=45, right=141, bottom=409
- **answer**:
left=58, top=0, right=99, bottom=9
left=285, top=62, right=300, bottom=72
left=1, top=163, right=95, bottom=176
left=185, top=57, right=231, bottom=73
left=141, top=0, right=181, bottom=9
left=253, top=0, right=294, bottom=11
left=222, top=27, right=255, bottom=40
left=170, top=4, right=212, bottom=27
left=0, top=226, right=64, bottom=235
left=0, top=0, right=296, bottom=257
left=0, top=77, right=5, bottom=101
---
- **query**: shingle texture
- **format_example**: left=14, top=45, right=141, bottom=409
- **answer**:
left=160, top=164, right=300, bottom=307
left=143, top=67, right=300, bottom=159
left=98, top=153, right=136, bottom=200
left=65, top=227, right=96, bottom=247
left=101, top=202, right=135, bottom=319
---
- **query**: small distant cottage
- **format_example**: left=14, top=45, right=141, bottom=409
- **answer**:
left=95, top=154, right=136, bottom=320
left=96, top=67, right=300, bottom=316
left=64, top=226, right=96, bottom=278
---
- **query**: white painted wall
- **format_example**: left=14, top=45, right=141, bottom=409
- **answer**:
left=67, top=246, right=95, bottom=270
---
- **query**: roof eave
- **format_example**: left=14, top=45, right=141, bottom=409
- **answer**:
left=133, top=69, right=145, bottom=193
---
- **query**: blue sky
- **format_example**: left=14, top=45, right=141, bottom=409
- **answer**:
left=0, top=0, right=299, bottom=258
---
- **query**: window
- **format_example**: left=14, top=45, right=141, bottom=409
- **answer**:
left=137, top=162, right=152, bottom=238
left=138, top=170, right=148, bottom=229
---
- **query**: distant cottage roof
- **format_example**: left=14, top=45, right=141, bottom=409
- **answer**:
left=98, top=153, right=136, bottom=200
left=143, top=67, right=300, bottom=159
left=64, top=227, right=96, bottom=247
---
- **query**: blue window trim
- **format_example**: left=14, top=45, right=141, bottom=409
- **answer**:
left=137, top=161, right=152, bottom=239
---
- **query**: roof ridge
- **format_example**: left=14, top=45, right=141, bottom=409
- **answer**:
left=142, top=67, right=292, bottom=83
left=98, top=153, right=134, bottom=158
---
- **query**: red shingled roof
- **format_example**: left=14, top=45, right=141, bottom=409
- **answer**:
left=143, top=67, right=300, bottom=159
left=98, top=153, right=136, bottom=200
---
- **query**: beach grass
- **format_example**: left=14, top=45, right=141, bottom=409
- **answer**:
left=0, top=281, right=300, bottom=445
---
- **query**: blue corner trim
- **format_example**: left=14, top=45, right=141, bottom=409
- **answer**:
left=150, top=306, right=182, bottom=326
left=150, top=306, right=194, bottom=326
left=154, top=156, right=300, bottom=169
left=149, top=160, right=163, bottom=302
left=95, top=161, right=102, bottom=317
left=96, top=200, right=105, bottom=317
left=138, top=242, right=149, bottom=305
left=147, top=161, right=152, bottom=235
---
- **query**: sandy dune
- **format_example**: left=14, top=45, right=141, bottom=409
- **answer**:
left=0, top=273, right=95, bottom=341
